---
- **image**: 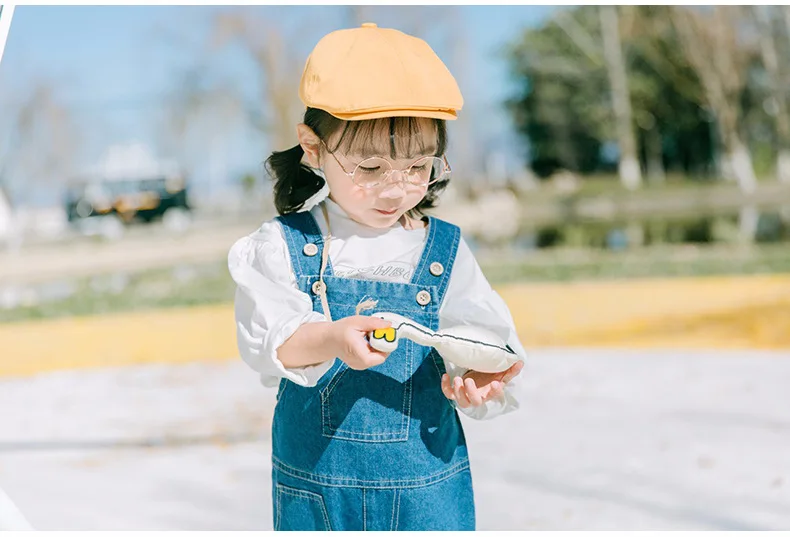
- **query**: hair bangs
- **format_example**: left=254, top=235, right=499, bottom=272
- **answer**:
left=328, top=117, right=445, bottom=160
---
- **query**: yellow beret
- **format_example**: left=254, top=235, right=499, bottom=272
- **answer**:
left=299, top=23, right=464, bottom=121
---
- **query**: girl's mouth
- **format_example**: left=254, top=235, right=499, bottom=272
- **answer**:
left=375, top=208, right=398, bottom=216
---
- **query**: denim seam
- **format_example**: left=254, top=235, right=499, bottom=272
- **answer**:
left=326, top=428, right=407, bottom=439
left=418, top=220, right=459, bottom=312
left=394, top=488, right=402, bottom=531
left=428, top=348, right=445, bottom=379
left=275, top=487, right=282, bottom=531
left=319, top=365, right=347, bottom=439
left=279, top=217, right=305, bottom=279
left=320, top=433, right=408, bottom=442
left=279, top=212, right=333, bottom=279
left=362, top=488, right=367, bottom=531
left=402, top=340, right=414, bottom=434
left=307, top=298, right=438, bottom=315
left=410, top=216, right=437, bottom=285
left=390, top=489, right=398, bottom=531
left=276, top=378, right=287, bottom=402
left=436, top=226, right=461, bottom=307
left=320, top=363, right=349, bottom=401
left=272, top=456, right=470, bottom=489
left=305, top=211, right=334, bottom=277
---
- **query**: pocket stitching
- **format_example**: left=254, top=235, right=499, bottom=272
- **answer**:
left=320, top=362, right=350, bottom=438
left=320, top=361, right=349, bottom=401
left=276, top=378, right=290, bottom=402
left=275, top=483, right=332, bottom=531
left=320, top=355, right=413, bottom=441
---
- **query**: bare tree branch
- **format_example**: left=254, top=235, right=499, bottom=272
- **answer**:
left=600, top=6, right=642, bottom=189
left=553, top=10, right=604, bottom=66
left=671, top=6, right=757, bottom=191
left=9, top=82, right=80, bottom=193
left=212, top=9, right=308, bottom=150
left=754, top=6, right=790, bottom=182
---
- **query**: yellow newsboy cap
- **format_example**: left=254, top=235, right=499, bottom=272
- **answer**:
left=299, top=22, right=464, bottom=121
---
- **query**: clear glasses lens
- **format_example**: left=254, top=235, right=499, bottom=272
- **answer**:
left=352, top=157, right=448, bottom=188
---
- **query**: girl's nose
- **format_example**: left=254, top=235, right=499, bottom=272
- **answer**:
left=378, top=171, right=407, bottom=199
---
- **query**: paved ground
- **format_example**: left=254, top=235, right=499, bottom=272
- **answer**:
left=0, top=218, right=259, bottom=286
left=1, top=348, right=789, bottom=530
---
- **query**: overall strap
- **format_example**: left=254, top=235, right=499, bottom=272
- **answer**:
left=276, top=210, right=334, bottom=280
left=410, top=216, right=461, bottom=309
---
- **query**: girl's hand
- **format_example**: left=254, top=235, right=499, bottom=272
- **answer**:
left=330, top=315, right=393, bottom=370
left=440, top=361, right=524, bottom=408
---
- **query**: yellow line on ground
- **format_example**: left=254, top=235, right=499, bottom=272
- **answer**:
left=501, top=273, right=790, bottom=348
left=0, top=305, right=237, bottom=377
left=1, top=274, right=788, bottom=378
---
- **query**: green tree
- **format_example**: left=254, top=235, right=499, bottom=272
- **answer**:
left=505, top=5, right=716, bottom=181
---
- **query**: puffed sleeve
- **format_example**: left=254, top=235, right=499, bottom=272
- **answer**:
left=439, top=236, right=527, bottom=420
left=228, top=220, right=335, bottom=388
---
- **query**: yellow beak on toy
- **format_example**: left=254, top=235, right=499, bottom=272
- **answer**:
left=372, top=327, right=397, bottom=343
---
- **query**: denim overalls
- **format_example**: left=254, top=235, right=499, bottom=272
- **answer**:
left=270, top=209, right=475, bottom=531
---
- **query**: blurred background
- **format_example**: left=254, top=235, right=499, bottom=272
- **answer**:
left=0, top=5, right=788, bottom=531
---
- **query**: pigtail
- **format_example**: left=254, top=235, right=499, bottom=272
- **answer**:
left=265, top=144, right=325, bottom=215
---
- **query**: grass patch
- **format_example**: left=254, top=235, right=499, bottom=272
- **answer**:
left=479, top=244, right=790, bottom=284
left=2, top=244, right=790, bottom=324
left=0, top=261, right=237, bottom=324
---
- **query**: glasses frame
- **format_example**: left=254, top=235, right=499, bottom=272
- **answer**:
left=320, top=140, right=451, bottom=189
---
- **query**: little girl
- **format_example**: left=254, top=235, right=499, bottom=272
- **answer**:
left=228, top=22, right=526, bottom=531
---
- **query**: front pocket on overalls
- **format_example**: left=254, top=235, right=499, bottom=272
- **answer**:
left=319, top=340, right=415, bottom=442
left=275, top=484, right=332, bottom=531
left=276, top=378, right=289, bottom=402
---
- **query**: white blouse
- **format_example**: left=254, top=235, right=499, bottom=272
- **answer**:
left=227, top=198, right=526, bottom=420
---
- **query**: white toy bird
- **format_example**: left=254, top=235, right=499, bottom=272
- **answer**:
left=367, top=312, right=521, bottom=373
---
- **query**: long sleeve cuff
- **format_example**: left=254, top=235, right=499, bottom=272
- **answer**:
left=257, top=310, right=336, bottom=388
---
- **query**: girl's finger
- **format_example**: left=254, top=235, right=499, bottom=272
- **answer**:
left=358, top=316, right=392, bottom=332
left=356, top=346, right=388, bottom=367
left=501, top=361, right=525, bottom=384
left=441, top=374, right=455, bottom=400
left=453, top=376, right=470, bottom=408
left=368, top=349, right=389, bottom=360
left=486, top=380, right=504, bottom=401
left=464, top=377, right=483, bottom=406
left=353, top=336, right=389, bottom=363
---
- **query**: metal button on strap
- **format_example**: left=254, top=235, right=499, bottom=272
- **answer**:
left=303, top=243, right=319, bottom=257
left=312, top=280, right=326, bottom=295
left=429, top=262, right=444, bottom=276
left=416, top=290, right=432, bottom=306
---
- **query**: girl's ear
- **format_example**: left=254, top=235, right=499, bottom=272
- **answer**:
left=297, top=124, right=322, bottom=168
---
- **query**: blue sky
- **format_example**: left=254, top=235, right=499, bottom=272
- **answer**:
left=0, top=5, right=560, bottom=201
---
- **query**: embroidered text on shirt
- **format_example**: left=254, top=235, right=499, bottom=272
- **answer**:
left=333, top=262, right=414, bottom=282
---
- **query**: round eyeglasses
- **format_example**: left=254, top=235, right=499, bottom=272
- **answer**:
left=321, top=142, right=451, bottom=189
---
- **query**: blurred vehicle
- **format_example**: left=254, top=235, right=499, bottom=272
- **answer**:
left=65, top=173, right=192, bottom=239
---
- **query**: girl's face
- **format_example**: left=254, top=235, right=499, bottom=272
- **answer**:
left=298, top=119, right=440, bottom=229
